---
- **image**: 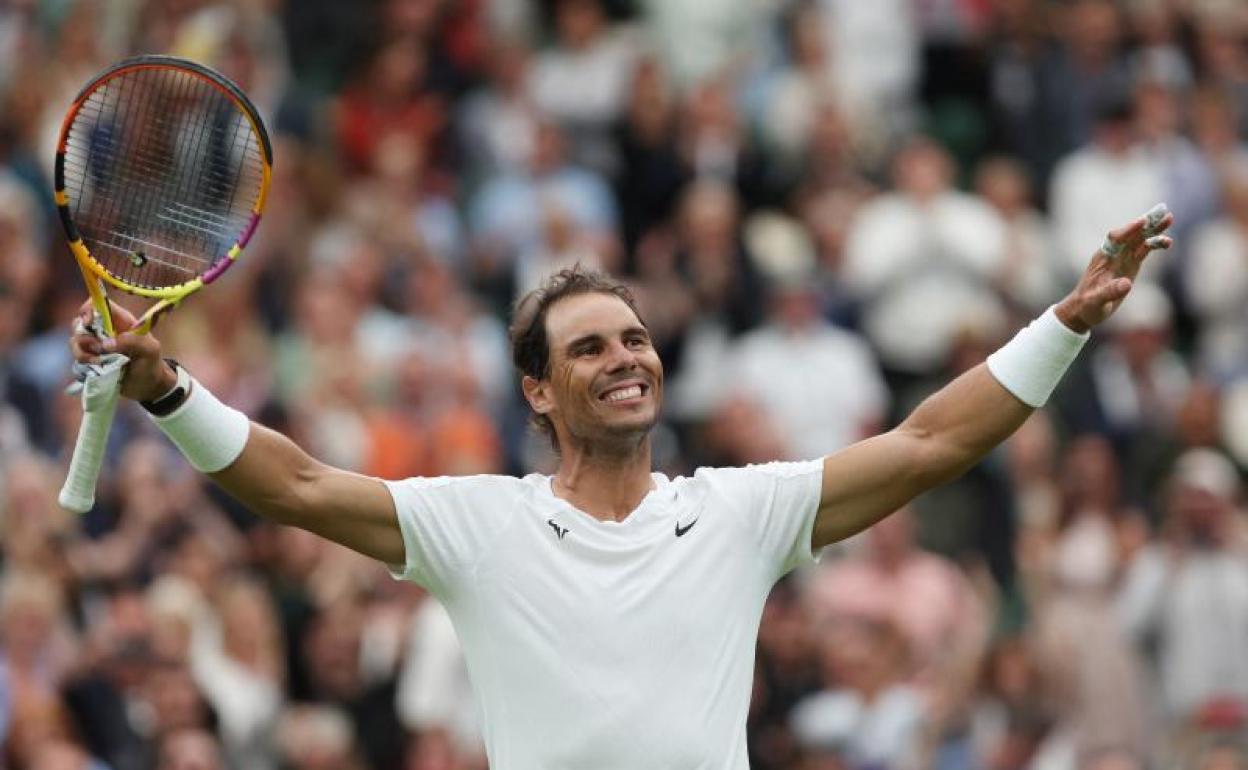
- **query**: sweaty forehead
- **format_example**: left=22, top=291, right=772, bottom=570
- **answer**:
left=544, top=292, right=643, bottom=348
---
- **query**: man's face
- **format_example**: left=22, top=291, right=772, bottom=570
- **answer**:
left=528, top=293, right=663, bottom=449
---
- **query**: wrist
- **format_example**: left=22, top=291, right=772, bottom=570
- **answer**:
left=1054, top=297, right=1091, bottom=334
left=985, top=306, right=1090, bottom=408
left=139, top=359, right=189, bottom=416
left=148, top=372, right=250, bottom=473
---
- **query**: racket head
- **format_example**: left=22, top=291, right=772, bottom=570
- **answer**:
left=54, top=55, right=272, bottom=302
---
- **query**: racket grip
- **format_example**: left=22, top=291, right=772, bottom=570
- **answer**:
left=59, top=394, right=120, bottom=513
left=59, top=354, right=128, bottom=514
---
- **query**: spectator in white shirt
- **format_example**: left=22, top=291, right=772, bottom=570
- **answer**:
left=1116, top=448, right=1248, bottom=724
left=728, top=273, right=888, bottom=461
left=843, top=136, right=1009, bottom=374
left=1049, top=95, right=1165, bottom=280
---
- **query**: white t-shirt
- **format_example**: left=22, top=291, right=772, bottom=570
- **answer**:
left=385, top=461, right=825, bottom=770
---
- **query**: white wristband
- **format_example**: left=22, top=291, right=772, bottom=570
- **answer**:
left=986, top=306, right=1089, bottom=408
left=149, top=375, right=250, bottom=473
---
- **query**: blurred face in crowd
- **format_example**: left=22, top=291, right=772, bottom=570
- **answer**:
left=1170, top=483, right=1233, bottom=547
left=1134, top=81, right=1182, bottom=141
left=1061, top=435, right=1120, bottom=514
left=975, top=157, right=1032, bottom=217
left=893, top=139, right=953, bottom=201
left=556, top=0, right=605, bottom=49
left=1065, top=0, right=1122, bottom=63
left=526, top=293, right=663, bottom=454
left=157, top=729, right=223, bottom=770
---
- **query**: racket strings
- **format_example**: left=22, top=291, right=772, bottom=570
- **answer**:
left=62, top=65, right=265, bottom=290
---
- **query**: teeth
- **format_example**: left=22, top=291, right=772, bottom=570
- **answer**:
left=604, top=385, right=642, bottom=402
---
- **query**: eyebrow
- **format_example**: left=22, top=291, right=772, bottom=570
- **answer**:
left=564, top=326, right=650, bottom=352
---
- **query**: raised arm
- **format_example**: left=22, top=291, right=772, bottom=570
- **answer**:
left=812, top=206, right=1174, bottom=549
left=70, top=303, right=403, bottom=564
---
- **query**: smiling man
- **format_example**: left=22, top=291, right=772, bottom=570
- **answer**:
left=71, top=206, right=1173, bottom=770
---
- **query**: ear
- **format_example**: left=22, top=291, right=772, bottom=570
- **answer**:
left=522, top=375, right=554, bottom=416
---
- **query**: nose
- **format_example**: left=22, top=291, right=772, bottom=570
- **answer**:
left=603, top=339, right=638, bottom=373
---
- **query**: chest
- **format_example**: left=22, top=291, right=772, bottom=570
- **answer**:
left=467, top=508, right=767, bottom=657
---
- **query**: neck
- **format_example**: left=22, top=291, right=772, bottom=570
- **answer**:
left=552, top=437, right=655, bottom=522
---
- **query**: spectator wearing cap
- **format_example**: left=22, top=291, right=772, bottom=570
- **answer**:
left=1117, top=449, right=1248, bottom=729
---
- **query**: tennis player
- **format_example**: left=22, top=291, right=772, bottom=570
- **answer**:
left=70, top=207, right=1172, bottom=769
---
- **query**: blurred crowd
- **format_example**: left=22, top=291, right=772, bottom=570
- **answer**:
left=1, top=0, right=1248, bottom=768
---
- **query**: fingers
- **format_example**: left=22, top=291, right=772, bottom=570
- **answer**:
left=69, top=298, right=146, bottom=364
left=1142, top=203, right=1170, bottom=235
left=1144, top=234, right=1173, bottom=252
left=70, top=324, right=104, bottom=362
left=1101, top=218, right=1145, bottom=257
left=103, top=330, right=161, bottom=362
left=1092, top=276, right=1133, bottom=306
left=1100, top=203, right=1173, bottom=259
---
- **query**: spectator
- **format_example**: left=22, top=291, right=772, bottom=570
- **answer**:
left=156, top=728, right=226, bottom=770
left=1056, top=282, right=1191, bottom=478
left=1049, top=94, right=1164, bottom=280
left=468, top=118, right=618, bottom=295
left=789, top=616, right=926, bottom=770
left=1117, top=449, right=1248, bottom=726
left=528, top=0, right=640, bottom=173
left=1022, top=435, right=1156, bottom=764
left=843, top=136, right=1009, bottom=374
left=1184, top=160, right=1248, bottom=380
left=727, top=267, right=888, bottom=460
left=803, top=508, right=989, bottom=698
left=975, top=156, right=1064, bottom=313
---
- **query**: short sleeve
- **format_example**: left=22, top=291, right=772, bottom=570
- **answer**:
left=383, top=475, right=514, bottom=598
left=695, top=460, right=825, bottom=579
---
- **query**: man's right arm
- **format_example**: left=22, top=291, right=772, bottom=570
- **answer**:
left=70, top=302, right=404, bottom=565
left=210, top=422, right=404, bottom=564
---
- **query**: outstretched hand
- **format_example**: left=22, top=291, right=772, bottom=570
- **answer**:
left=69, top=300, right=176, bottom=402
left=1054, top=203, right=1175, bottom=333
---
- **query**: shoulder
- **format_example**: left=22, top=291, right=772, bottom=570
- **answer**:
left=385, top=473, right=537, bottom=509
left=682, top=461, right=824, bottom=496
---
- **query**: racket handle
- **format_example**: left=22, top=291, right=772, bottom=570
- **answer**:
left=59, top=394, right=119, bottom=513
left=59, top=354, right=128, bottom=514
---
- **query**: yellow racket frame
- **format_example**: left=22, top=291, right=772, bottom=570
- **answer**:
left=54, top=55, right=273, bottom=336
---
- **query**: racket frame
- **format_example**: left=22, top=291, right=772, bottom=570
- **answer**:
left=54, top=54, right=273, bottom=334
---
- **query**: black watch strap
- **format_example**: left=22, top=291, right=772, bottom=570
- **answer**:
left=140, top=359, right=191, bottom=417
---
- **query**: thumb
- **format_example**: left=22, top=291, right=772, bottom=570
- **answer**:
left=1093, top=276, right=1132, bottom=306
left=102, top=330, right=160, bottom=360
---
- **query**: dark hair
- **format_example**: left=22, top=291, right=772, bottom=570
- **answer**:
left=509, top=265, right=647, bottom=449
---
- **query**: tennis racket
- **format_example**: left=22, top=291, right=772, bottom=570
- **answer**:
left=55, top=54, right=272, bottom=513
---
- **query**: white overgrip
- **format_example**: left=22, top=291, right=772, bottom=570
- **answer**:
left=59, top=353, right=129, bottom=513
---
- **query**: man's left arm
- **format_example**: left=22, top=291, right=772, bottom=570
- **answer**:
left=811, top=206, right=1173, bottom=549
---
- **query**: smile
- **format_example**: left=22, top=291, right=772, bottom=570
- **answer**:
left=599, top=382, right=648, bottom=403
